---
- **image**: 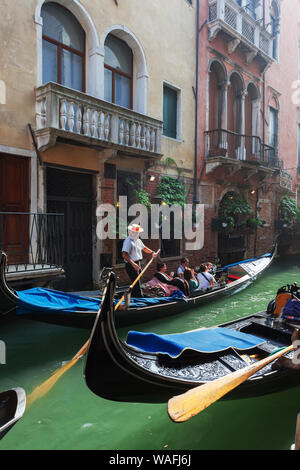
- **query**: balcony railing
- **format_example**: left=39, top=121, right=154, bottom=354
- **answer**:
left=208, top=0, right=273, bottom=63
left=205, top=129, right=283, bottom=169
left=0, top=212, right=64, bottom=276
left=35, top=82, right=163, bottom=158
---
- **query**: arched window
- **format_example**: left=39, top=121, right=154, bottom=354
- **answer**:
left=269, top=97, right=279, bottom=149
left=227, top=72, right=244, bottom=157
left=245, top=82, right=260, bottom=158
left=270, top=1, right=280, bottom=60
left=104, top=34, right=133, bottom=109
left=245, top=0, right=256, bottom=19
left=268, top=95, right=279, bottom=165
left=41, top=2, right=85, bottom=92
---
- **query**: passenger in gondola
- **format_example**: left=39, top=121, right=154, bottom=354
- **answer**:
left=196, top=263, right=216, bottom=291
left=205, top=262, right=216, bottom=276
left=155, top=262, right=190, bottom=296
left=183, top=268, right=199, bottom=295
left=177, top=257, right=189, bottom=278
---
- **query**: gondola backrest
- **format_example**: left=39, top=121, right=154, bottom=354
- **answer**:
left=273, top=292, right=292, bottom=316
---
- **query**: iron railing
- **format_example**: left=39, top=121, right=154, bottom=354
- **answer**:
left=205, top=129, right=283, bottom=169
left=0, top=212, right=64, bottom=273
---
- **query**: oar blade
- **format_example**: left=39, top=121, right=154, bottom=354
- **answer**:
left=168, top=368, right=254, bottom=422
left=168, top=344, right=294, bottom=423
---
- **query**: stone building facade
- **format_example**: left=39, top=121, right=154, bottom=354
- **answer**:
left=1, top=0, right=300, bottom=290
left=196, top=0, right=300, bottom=265
left=0, top=0, right=197, bottom=289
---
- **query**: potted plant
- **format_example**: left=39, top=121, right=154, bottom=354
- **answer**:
left=278, top=195, right=300, bottom=230
left=218, top=193, right=253, bottom=232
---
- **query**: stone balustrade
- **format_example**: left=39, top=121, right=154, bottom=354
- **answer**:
left=208, top=0, right=274, bottom=66
left=35, top=82, right=163, bottom=157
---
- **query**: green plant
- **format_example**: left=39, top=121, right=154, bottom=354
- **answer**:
left=247, top=217, right=266, bottom=231
left=278, top=195, right=300, bottom=229
left=135, top=188, right=151, bottom=209
left=219, top=193, right=253, bottom=231
left=157, top=175, right=186, bottom=207
left=125, top=177, right=151, bottom=209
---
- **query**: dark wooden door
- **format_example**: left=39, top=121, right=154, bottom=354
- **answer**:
left=0, top=155, right=29, bottom=263
left=46, top=167, right=93, bottom=291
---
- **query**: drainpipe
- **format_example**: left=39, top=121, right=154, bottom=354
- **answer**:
left=262, top=0, right=266, bottom=146
left=193, top=0, right=200, bottom=206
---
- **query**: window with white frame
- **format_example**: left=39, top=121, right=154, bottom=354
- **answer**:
left=41, top=2, right=85, bottom=92
left=163, top=83, right=181, bottom=140
left=270, top=1, right=280, bottom=61
left=104, top=34, right=133, bottom=109
left=298, top=124, right=300, bottom=174
left=298, top=25, right=300, bottom=80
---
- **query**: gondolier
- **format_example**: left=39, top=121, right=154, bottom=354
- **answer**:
left=122, top=224, right=157, bottom=297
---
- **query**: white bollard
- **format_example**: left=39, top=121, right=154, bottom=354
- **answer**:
left=291, top=413, right=300, bottom=450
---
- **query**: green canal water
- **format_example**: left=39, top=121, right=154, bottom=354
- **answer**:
left=1, top=256, right=300, bottom=451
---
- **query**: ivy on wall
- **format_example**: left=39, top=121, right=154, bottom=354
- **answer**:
left=157, top=175, right=186, bottom=207
left=278, top=195, right=300, bottom=229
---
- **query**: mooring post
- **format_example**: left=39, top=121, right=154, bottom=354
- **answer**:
left=295, top=413, right=300, bottom=450
left=291, top=413, right=300, bottom=450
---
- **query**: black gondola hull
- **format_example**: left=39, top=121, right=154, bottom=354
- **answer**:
left=0, top=248, right=277, bottom=328
left=0, top=388, right=26, bottom=439
left=84, top=272, right=300, bottom=404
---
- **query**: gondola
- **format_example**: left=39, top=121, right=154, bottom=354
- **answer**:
left=84, top=272, right=300, bottom=404
left=0, top=246, right=276, bottom=329
left=0, top=388, right=26, bottom=439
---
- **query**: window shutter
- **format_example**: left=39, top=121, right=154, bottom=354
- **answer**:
left=163, top=86, right=177, bottom=138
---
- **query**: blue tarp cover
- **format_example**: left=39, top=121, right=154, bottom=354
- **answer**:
left=16, top=287, right=186, bottom=315
left=126, top=327, right=264, bottom=358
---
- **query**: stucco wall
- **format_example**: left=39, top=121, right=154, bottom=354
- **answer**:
left=0, top=0, right=196, bottom=172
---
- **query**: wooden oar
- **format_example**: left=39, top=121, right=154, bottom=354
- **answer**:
left=167, top=343, right=294, bottom=423
left=27, top=249, right=160, bottom=407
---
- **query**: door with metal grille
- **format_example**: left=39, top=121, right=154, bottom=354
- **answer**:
left=46, top=167, right=93, bottom=291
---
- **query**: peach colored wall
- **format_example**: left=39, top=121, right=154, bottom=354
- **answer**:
left=265, top=0, right=300, bottom=187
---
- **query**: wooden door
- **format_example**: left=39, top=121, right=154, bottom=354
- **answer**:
left=0, top=155, right=29, bottom=263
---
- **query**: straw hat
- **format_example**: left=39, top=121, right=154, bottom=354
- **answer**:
left=128, top=223, right=144, bottom=233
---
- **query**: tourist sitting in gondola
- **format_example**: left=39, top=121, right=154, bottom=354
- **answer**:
left=196, top=263, right=216, bottom=291
left=176, top=257, right=189, bottom=278
left=143, top=275, right=179, bottom=298
left=183, top=268, right=199, bottom=295
left=154, top=262, right=190, bottom=296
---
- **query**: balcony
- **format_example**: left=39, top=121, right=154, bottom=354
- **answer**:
left=0, top=212, right=65, bottom=286
left=205, top=129, right=282, bottom=175
left=35, top=82, right=163, bottom=160
left=208, top=0, right=274, bottom=72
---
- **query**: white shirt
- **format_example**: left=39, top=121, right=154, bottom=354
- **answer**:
left=122, top=236, right=145, bottom=262
left=197, top=271, right=213, bottom=290
left=177, top=265, right=185, bottom=276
